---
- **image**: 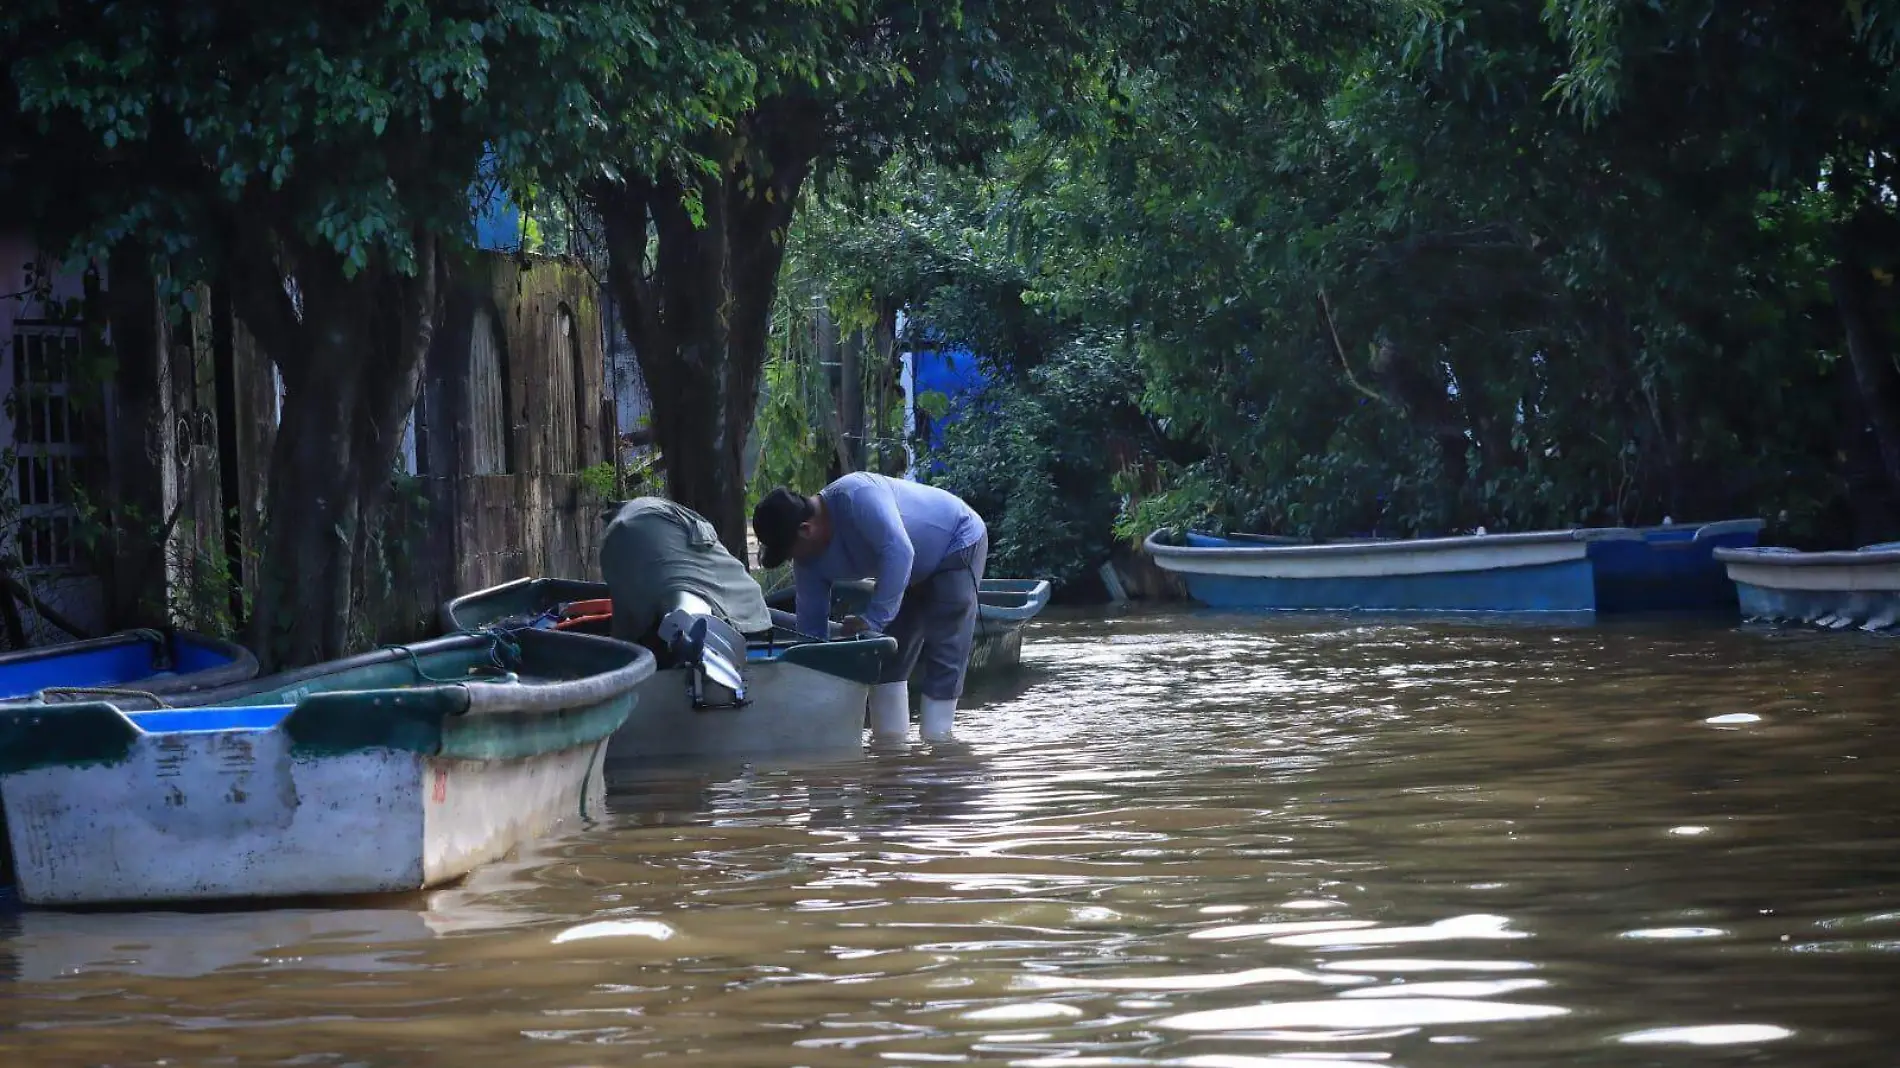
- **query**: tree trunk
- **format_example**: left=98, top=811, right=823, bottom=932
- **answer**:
left=590, top=103, right=824, bottom=557
left=101, top=246, right=170, bottom=629
left=841, top=326, right=864, bottom=472
left=239, top=236, right=439, bottom=670
left=1828, top=257, right=1900, bottom=503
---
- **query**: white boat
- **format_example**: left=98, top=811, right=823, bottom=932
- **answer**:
left=1713, top=543, right=1900, bottom=630
left=0, top=629, right=653, bottom=906
left=441, top=578, right=897, bottom=764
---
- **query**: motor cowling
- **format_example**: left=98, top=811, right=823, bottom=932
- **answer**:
left=656, top=590, right=749, bottom=708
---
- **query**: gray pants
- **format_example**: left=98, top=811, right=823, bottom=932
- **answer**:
left=882, top=533, right=989, bottom=700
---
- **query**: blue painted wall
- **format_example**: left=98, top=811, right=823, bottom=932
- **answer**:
left=909, top=345, right=991, bottom=453
left=471, top=147, right=520, bottom=253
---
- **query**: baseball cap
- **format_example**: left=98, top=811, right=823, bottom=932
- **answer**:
left=751, top=487, right=813, bottom=569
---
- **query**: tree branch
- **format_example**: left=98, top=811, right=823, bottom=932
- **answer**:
left=1313, top=288, right=1389, bottom=406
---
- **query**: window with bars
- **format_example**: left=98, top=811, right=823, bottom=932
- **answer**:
left=10, top=322, right=88, bottom=571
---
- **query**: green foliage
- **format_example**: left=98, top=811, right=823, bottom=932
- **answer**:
left=1038, top=0, right=1863, bottom=544
left=3, top=0, right=699, bottom=280
left=926, top=336, right=1148, bottom=590
left=779, top=0, right=1889, bottom=582
left=579, top=454, right=666, bottom=503
left=577, top=461, right=619, bottom=502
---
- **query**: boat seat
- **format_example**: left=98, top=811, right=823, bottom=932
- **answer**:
left=656, top=590, right=749, bottom=708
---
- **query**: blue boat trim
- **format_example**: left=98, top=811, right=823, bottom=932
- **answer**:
left=128, top=705, right=296, bottom=734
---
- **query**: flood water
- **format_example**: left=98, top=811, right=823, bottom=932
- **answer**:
left=5, top=611, right=1900, bottom=1066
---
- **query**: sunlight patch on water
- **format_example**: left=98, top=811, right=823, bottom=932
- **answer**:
left=1190, top=920, right=1380, bottom=942
left=1269, top=915, right=1528, bottom=948
left=962, top=1002, right=1085, bottom=1022
left=1157, top=996, right=1569, bottom=1031
left=549, top=919, right=676, bottom=944
left=1017, top=966, right=1369, bottom=992
left=1338, top=978, right=1548, bottom=999
left=1617, top=1024, right=1793, bottom=1045
left=1618, top=927, right=1727, bottom=941
left=1318, top=958, right=1539, bottom=974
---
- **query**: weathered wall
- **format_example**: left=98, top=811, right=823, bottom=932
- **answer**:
left=366, top=253, right=613, bottom=642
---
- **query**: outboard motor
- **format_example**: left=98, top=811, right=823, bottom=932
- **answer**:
left=656, top=590, right=749, bottom=708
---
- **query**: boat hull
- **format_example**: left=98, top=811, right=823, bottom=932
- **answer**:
left=1148, top=530, right=1601, bottom=615
left=441, top=577, right=895, bottom=763
left=0, top=629, right=648, bottom=906
left=1715, top=545, right=1900, bottom=630
left=1587, top=519, right=1765, bottom=613
left=1, top=729, right=608, bottom=905
left=611, top=658, right=870, bottom=764
left=969, top=627, right=1024, bottom=672
left=1178, top=558, right=1598, bottom=614
left=1151, top=521, right=1765, bottom=617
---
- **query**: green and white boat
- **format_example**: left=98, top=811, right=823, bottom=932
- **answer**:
left=441, top=578, right=897, bottom=764
left=0, top=628, right=651, bottom=906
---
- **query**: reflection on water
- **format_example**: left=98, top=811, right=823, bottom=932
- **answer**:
left=5, top=610, right=1900, bottom=1066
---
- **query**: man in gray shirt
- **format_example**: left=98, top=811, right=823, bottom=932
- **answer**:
left=752, top=473, right=988, bottom=742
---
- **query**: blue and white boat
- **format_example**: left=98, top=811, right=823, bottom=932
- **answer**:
left=0, top=629, right=257, bottom=703
left=1147, top=518, right=1764, bottom=617
left=1714, top=542, right=1900, bottom=631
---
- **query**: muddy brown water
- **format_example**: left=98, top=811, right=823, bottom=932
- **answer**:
left=3, top=611, right=1899, bottom=1066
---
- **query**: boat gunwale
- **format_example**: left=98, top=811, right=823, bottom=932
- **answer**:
left=1583, top=517, right=1766, bottom=544
left=1144, top=527, right=1627, bottom=564
left=973, top=579, right=1052, bottom=624
left=439, top=576, right=607, bottom=635
left=69, top=630, right=654, bottom=718
left=1714, top=545, right=1900, bottom=568
left=1154, top=518, right=1765, bottom=564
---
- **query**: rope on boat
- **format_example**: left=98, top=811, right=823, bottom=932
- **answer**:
left=381, top=627, right=523, bottom=685
left=32, top=686, right=171, bottom=707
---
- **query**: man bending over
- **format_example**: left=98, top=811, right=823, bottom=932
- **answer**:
left=751, top=473, right=988, bottom=741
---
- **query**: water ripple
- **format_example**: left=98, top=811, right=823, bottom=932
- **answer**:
left=3, top=612, right=1895, bottom=1066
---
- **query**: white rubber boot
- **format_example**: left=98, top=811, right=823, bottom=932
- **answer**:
left=920, top=696, right=957, bottom=742
left=868, top=681, right=911, bottom=741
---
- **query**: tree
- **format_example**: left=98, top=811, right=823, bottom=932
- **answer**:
left=581, top=0, right=1371, bottom=554
left=3, top=0, right=699, bottom=667
left=1543, top=0, right=1900, bottom=511
left=1060, top=0, right=1849, bottom=541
